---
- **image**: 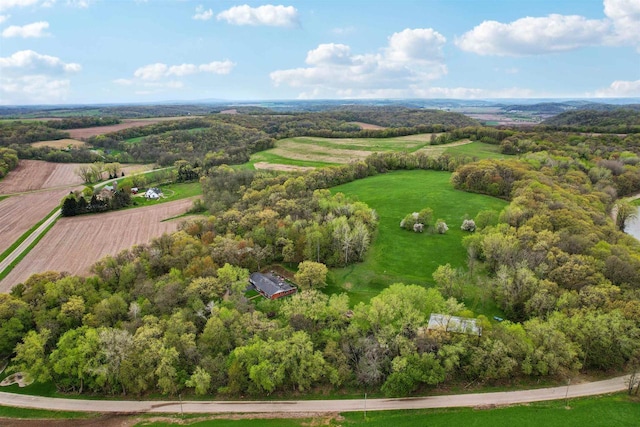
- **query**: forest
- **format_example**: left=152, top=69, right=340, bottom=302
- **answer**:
left=1, top=107, right=640, bottom=398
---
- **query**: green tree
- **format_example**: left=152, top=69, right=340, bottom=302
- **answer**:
left=12, top=329, right=51, bottom=384
left=294, top=261, right=328, bottom=290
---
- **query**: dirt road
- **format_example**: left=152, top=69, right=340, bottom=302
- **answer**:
left=0, top=375, right=629, bottom=414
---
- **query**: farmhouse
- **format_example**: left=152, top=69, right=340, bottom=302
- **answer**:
left=249, top=272, right=297, bottom=300
left=427, top=313, right=482, bottom=337
left=145, top=188, right=161, bottom=199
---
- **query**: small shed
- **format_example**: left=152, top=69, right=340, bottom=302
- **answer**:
left=249, top=272, right=297, bottom=300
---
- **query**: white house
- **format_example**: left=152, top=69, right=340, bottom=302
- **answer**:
left=145, top=188, right=161, bottom=199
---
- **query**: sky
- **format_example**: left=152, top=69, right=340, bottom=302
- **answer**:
left=0, top=0, right=639, bottom=105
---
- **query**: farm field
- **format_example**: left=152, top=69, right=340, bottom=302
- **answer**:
left=0, top=190, right=69, bottom=255
left=0, top=160, right=152, bottom=194
left=67, top=116, right=198, bottom=139
left=251, top=134, right=435, bottom=165
left=0, top=198, right=195, bottom=293
left=329, top=170, right=508, bottom=308
left=250, top=135, right=506, bottom=169
left=30, top=138, right=85, bottom=149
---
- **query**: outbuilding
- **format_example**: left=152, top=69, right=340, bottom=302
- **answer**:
left=249, top=272, right=297, bottom=300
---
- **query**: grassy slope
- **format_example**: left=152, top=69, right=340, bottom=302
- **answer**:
left=329, top=170, right=508, bottom=307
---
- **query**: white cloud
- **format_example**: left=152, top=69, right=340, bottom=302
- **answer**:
left=0, top=50, right=80, bottom=104
left=217, top=4, right=298, bottom=27
left=0, top=15, right=10, bottom=23
left=0, top=75, right=71, bottom=104
left=134, top=60, right=235, bottom=81
left=65, top=0, right=93, bottom=8
left=457, top=0, right=640, bottom=56
left=271, top=28, right=448, bottom=98
left=193, top=5, right=213, bottom=21
left=0, top=0, right=39, bottom=12
left=0, top=50, right=81, bottom=73
left=2, top=21, right=50, bottom=38
left=604, top=0, right=640, bottom=47
left=133, top=63, right=168, bottom=81
left=198, top=60, right=235, bottom=74
left=456, top=14, right=610, bottom=56
left=593, top=79, right=640, bottom=97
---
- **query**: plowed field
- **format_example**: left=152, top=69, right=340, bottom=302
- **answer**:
left=0, top=189, right=69, bottom=255
left=68, top=117, right=197, bottom=139
left=0, top=161, right=151, bottom=194
left=0, top=198, right=195, bottom=292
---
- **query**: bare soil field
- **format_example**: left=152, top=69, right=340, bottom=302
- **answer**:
left=0, top=198, right=195, bottom=292
left=0, top=161, right=152, bottom=195
left=253, top=162, right=315, bottom=172
left=30, top=138, right=85, bottom=149
left=0, top=189, right=69, bottom=255
left=349, top=121, right=385, bottom=130
left=67, top=117, right=198, bottom=139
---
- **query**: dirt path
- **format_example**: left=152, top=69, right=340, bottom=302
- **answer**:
left=0, top=375, right=629, bottom=415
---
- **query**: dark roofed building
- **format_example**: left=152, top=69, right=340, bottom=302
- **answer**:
left=249, top=272, right=297, bottom=300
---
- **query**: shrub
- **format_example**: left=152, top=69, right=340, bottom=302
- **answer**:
left=436, top=219, right=448, bottom=234
left=461, top=219, right=476, bottom=232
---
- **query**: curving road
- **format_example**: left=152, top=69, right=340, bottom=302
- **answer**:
left=0, top=375, right=630, bottom=414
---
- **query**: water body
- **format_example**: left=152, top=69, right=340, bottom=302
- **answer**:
left=626, top=206, right=640, bottom=241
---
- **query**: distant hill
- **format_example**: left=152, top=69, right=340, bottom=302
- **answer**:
left=323, top=106, right=479, bottom=128
left=541, top=108, right=640, bottom=132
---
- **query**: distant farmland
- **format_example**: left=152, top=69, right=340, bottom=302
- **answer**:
left=68, top=116, right=198, bottom=138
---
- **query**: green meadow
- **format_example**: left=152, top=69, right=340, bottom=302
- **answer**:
left=329, top=170, right=508, bottom=306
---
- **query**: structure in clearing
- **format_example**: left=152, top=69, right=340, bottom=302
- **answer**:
left=249, top=272, right=297, bottom=300
left=427, top=313, right=482, bottom=336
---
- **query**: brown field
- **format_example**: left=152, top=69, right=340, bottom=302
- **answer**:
left=349, top=121, right=386, bottom=130
left=0, top=198, right=195, bottom=292
left=0, top=189, right=69, bottom=255
left=253, top=162, right=315, bottom=172
left=0, top=160, right=152, bottom=194
left=68, top=116, right=198, bottom=139
left=30, top=138, right=85, bottom=149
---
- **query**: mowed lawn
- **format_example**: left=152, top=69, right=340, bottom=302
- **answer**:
left=329, top=170, right=508, bottom=304
left=133, top=394, right=639, bottom=427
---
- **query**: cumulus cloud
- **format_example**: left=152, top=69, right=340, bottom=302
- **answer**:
left=0, top=15, right=10, bottom=23
left=593, top=79, right=640, bottom=97
left=0, top=50, right=80, bottom=104
left=217, top=4, right=298, bottom=27
left=271, top=28, right=448, bottom=98
left=2, top=21, right=50, bottom=38
left=456, top=14, right=610, bottom=56
left=457, top=0, right=640, bottom=56
left=0, top=50, right=81, bottom=73
left=0, top=75, right=71, bottom=104
left=133, top=60, right=235, bottom=81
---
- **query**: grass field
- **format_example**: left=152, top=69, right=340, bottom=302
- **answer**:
left=132, top=394, right=639, bottom=427
left=329, top=170, right=508, bottom=309
left=129, top=181, right=202, bottom=209
left=250, top=135, right=508, bottom=169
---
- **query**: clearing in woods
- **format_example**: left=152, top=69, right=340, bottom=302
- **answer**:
left=0, top=198, right=196, bottom=293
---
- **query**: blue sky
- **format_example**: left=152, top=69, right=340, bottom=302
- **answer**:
left=0, top=0, right=638, bottom=105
